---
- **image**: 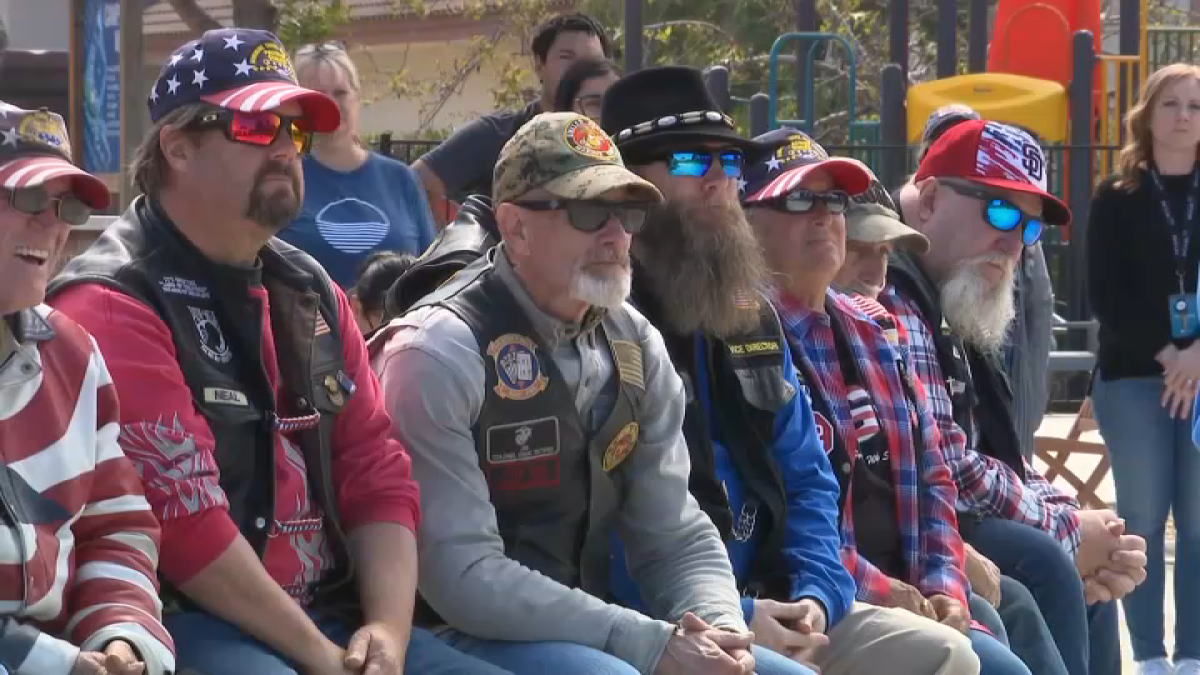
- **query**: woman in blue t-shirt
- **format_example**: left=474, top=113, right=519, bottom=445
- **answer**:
left=281, top=41, right=436, bottom=288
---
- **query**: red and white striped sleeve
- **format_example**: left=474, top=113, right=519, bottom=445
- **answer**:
left=63, top=332, right=175, bottom=675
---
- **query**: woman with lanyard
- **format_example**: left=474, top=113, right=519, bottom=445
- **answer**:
left=1087, top=62, right=1200, bottom=675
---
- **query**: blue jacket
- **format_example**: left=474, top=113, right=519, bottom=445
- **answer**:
left=610, top=329, right=854, bottom=627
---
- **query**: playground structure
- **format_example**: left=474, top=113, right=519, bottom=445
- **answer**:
left=693, top=0, right=1195, bottom=324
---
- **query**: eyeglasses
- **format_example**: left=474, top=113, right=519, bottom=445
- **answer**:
left=511, top=199, right=650, bottom=234
left=940, top=178, right=1045, bottom=245
left=664, top=150, right=745, bottom=179
left=760, top=188, right=851, bottom=215
left=575, top=94, right=604, bottom=120
left=295, top=40, right=347, bottom=56
left=7, top=186, right=92, bottom=226
left=191, top=110, right=313, bottom=155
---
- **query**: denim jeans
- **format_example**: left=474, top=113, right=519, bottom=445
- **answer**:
left=968, top=516, right=1093, bottom=675
left=1093, top=375, right=1200, bottom=662
left=440, top=629, right=815, bottom=675
left=996, top=576, right=1070, bottom=675
left=971, top=627, right=1032, bottom=675
left=164, top=611, right=508, bottom=674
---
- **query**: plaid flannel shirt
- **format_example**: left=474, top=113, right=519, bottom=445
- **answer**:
left=775, top=289, right=969, bottom=608
left=877, top=286, right=1083, bottom=556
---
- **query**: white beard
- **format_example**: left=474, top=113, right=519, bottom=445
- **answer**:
left=570, top=266, right=631, bottom=309
left=940, top=254, right=1016, bottom=355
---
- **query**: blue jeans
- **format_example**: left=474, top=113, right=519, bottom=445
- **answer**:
left=1093, top=375, right=1200, bottom=662
left=996, top=576, right=1070, bottom=675
left=971, top=627, right=1032, bottom=675
left=164, top=611, right=508, bottom=674
left=969, top=593, right=1032, bottom=674
left=969, top=516, right=1092, bottom=675
left=440, top=629, right=815, bottom=675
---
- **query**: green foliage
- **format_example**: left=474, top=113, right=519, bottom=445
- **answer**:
left=274, top=0, right=351, bottom=50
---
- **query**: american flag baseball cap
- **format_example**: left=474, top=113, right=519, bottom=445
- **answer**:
left=915, top=119, right=1070, bottom=226
left=741, top=128, right=872, bottom=204
left=0, top=103, right=109, bottom=209
left=148, top=28, right=340, bottom=132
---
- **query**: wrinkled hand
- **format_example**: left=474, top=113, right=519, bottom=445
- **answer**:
left=1084, top=533, right=1148, bottom=604
left=71, top=641, right=145, bottom=675
left=748, top=599, right=829, bottom=667
left=929, top=594, right=970, bottom=634
left=1075, top=510, right=1122, bottom=577
left=654, top=612, right=754, bottom=675
left=963, top=544, right=1003, bottom=608
left=344, top=623, right=407, bottom=675
left=885, top=578, right=937, bottom=619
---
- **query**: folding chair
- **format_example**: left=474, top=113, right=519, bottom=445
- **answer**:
left=1034, top=396, right=1111, bottom=509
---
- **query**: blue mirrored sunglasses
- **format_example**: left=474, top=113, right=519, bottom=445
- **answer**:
left=665, top=150, right=745, bottom=178
left=942, top=178, right=1045, bottom=246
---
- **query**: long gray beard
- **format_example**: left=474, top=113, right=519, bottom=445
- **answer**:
left=634, top=202, right=769, bottom=338
left=940, top=254, right=1016, bottom=355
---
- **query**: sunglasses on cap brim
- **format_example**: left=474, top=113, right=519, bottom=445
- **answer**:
left=295, top=40, right=347, bottom=56
left=189, top=110, right=313, bottom=154
left=6, top=186, right=92, bottom=226
left=511, top=199, right=651, bottom=234
left=940, top=177, right=1045, bottom=246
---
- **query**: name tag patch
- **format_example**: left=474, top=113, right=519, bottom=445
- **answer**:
left=485, top=417, right=560, bottom=491
left=727, top=339, right=782, bottom=357
left=204, top=387, right=248, bottom=406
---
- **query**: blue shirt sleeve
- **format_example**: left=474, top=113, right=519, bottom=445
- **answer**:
left=398, top=163, right=437, bottom=252
left=772, top=343, right=857, bottom=627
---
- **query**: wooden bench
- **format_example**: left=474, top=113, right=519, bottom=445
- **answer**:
left=1034, top=397, right=1111, bottom=509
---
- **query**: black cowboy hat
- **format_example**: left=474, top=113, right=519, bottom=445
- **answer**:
left=600, top=66, right=767, bottom=164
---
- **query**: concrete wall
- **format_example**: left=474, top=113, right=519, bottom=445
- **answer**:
left=0, top=0, right=70, bottom=52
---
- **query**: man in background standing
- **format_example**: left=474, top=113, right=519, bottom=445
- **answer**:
left=412, top=13, right=613, bottom=225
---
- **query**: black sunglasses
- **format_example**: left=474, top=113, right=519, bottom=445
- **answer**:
left=7, top=186, right=92, bottom=226
left=190, top=110, right=313, bottom=155
left=761, top=188, right=851, bottom=215
left=940, top=178, right=1045, bottom=246
left=512, top=199, right=650, bottom=234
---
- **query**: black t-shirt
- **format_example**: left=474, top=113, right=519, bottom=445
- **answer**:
left=1087, top=168, right=1199, bottom=381
left=421, top=102, right=542, bottom=201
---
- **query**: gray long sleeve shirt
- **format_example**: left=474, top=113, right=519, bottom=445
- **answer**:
left=368, top=251, right=745, bottom=674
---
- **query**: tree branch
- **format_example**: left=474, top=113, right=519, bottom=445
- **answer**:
left=165, top=0, right=222, bottom=34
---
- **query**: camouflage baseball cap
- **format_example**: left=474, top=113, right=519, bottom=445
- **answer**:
left=0, top=103, right=109, bottom=209
left=493, top=112, right=663, bottom=205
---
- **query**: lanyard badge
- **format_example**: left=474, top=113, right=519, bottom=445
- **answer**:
left=1150, top=167, right=1200, bottom=338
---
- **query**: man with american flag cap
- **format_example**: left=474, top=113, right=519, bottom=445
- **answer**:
left=0, top=101, right=177, bottom=675
left=49, top=28, right=506, bottom=675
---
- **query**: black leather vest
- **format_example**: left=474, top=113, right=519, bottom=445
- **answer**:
left=409, top=253, right=645, bottom=621
left=48, top=197, right=359, bottom=614
left=886, top=252, right=1026, bottom=482
left=631, top=280, right=797, bottom=601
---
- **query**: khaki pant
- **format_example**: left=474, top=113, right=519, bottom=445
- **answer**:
left=810, top=602, right=981, bottom=675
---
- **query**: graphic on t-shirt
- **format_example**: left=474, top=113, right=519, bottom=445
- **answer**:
left=314, top=197, right=390, bottom=254
left=848, top=385, right=888, bottom=466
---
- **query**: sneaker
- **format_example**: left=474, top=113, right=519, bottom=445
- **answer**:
left=1139, top=658, right=1172, bottom=675
left=1176, top=659, right=1200, bottom=675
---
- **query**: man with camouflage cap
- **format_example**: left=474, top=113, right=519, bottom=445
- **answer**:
left=371, top=112, right=761, bottom=675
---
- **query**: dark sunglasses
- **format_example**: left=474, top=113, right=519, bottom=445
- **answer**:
left=761, top=188, right=851, bottom=215
left=664, top=150, right=745, bottom=179
left=512, top=199, right=650, bottom=234
left=7, top=186, right=92, bottom=226
left=191, top=110, right=313, bottom=155
left=941, top=178, right=1044, bottom=246
left=295, top=40, right=347, bottom=56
